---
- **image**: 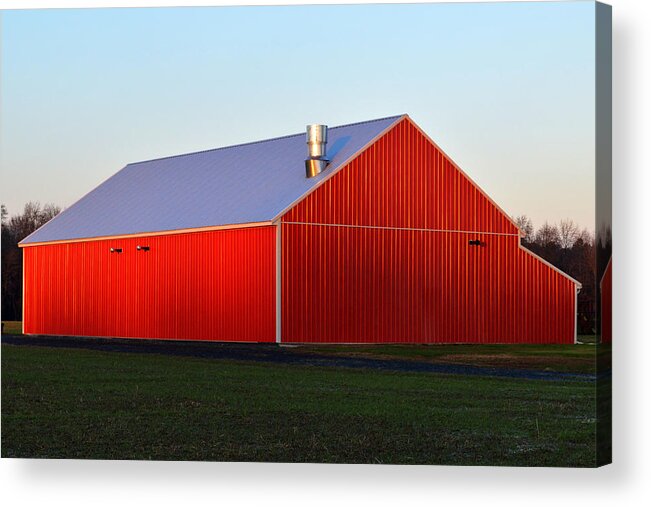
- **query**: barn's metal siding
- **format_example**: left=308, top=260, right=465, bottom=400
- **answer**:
left=282, top=224, right=575, bottom=344
left=281, top=118, right=577, bottom=344
left=600, top=259, right=612, bottom=343
left=23, top=226, right=276, bottom=342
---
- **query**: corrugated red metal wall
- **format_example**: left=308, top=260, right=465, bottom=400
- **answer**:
left=23, top=226, right=276, bottom=342
left=281, top=117, right=577, bottom=344
left=600, top=259, right=612, bottom=343
left=282, top=224, right=576, bottom=344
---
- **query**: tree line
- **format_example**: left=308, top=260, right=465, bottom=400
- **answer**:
left=2, top=203, right=598, bottom=334
left=1, top=202, right=61, bottom=321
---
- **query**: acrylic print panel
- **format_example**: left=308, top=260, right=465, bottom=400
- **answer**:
left=1, top=1, right=611, bottom=467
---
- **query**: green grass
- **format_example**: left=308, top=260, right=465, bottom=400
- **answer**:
left=1, top=344, right=598, bottom=466
left=1, top=321, right=22, bottom=335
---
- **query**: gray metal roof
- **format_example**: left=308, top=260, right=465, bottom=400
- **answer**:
left=21, top=115, right=404, bottom=244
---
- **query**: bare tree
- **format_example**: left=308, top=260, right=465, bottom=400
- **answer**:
left=535, top=222, right=560, bottom=248
left=558, top=219, right=580, bottom=249
left=575, top=227, right=594, bottom=246
left=514, top=215, right=534, bottom=244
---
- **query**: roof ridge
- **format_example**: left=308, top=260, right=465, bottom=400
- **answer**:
left=128, top=114, right=405, bottom=167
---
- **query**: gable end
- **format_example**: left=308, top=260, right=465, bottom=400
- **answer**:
left=282, top=116, right=521, bottom=236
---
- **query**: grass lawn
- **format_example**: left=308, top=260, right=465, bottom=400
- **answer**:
left=1, top=343, right=599, bottom=466
left=1, top=321, right=22, bottom=335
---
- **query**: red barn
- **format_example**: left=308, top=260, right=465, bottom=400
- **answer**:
left=20, top=115, right=581, bottom=344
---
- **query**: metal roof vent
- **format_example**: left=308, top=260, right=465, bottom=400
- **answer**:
left=305, top=124, right=329, bottom=178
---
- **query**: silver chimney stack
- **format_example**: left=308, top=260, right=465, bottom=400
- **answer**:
left=305, top=124, right=329, bottom=178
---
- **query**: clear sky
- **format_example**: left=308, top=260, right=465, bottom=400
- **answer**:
left=1, top=2, right=596, bottom=231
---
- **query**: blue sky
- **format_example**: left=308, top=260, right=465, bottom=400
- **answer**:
left=1, top=2, right=596, bottom=230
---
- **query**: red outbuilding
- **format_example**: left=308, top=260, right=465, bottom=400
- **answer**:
left=20, top=115, right=581, bottom=344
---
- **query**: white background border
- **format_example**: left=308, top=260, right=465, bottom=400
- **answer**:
left=1, top=0, right=649, bottom=505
